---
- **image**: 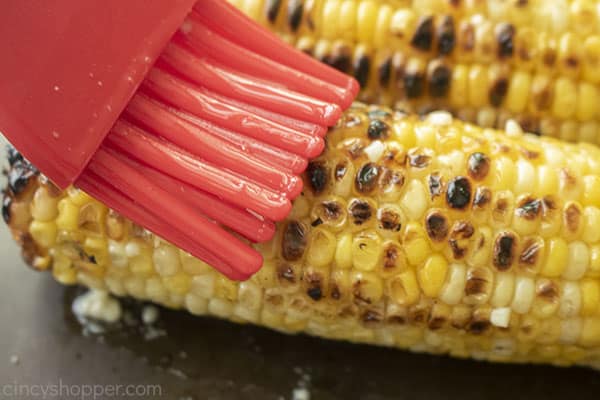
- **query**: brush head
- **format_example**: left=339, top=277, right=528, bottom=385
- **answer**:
left=0, top=0, right=196, bottom=188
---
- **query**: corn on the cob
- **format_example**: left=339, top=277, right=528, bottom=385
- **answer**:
left=228, top=0, right=600, bottom=144
left=5, top=105, right=600, bottom=369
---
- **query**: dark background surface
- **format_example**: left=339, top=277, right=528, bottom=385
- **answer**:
left=1, top=229, right=600, bottom=400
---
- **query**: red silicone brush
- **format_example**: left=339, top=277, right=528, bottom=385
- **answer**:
left=0, top=0, right=358, bottom=280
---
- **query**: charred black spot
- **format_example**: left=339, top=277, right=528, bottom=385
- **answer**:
left=379, top=168, right=405, bottom=191
left=494, top=232, right=516, bottom=271
left=266, top=0, right=282, bottom=22
left=437, top=15, right=455, bottom=55
left=428, top=61, right=451, bottom=97
left=428, top=315, right=447, bottom=330
left=411, top=16, right=434, bottom=51
left=307, top=286, right=323, bottom=301
left=489, top=78, right=509, bottom=107
left=473, top=187, right=492, bottom=209
left=378, top=56, right=392, bottom=87
left=306, top=161, right=328, bottom=194
left=321, top=200, right=342, bottom=220
left=496, top=23, right=515, bottom=58
left=516, top=197, right=541, bottom=220
left=425, top=212, right=449, bottom=242
left=311, top=218, right=323, bottom=227
left=2, top=195, right=12, bottom=224
left=281, top=221, right=307, bottom=261
left=465, top=269, right=490, bottom=296
left=404, top=72, right=425, bottom=99
left=428, top=173, right=444, bottom=199
left=349, top=199, right=372, bottom=225
left=383, top=244, right=400, bottom=269
left=367, top=119, right=390, bottom=139
left=565, top=203, right=582, bottom=233
left=344, top=138, right=366, bottom=159
left=354, top=54, right=370, bottom=88
left=362, top=310, right=382, bottom=325
left=355, top=163, right=380, bottom=193
left=379, top=209, right=402, bottom=231
left=328, top=46, right=352, bottom=72
left=446, top=177, right=472, bottom=209
left=467, top=152, right=490, bottom=181
left=537, top=280, right=559, bottom=302
left=287, top=0, right=303, bottom=32
left=8, top=161, right=37, bottom=195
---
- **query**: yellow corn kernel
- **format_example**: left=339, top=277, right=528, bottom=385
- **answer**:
left=563, top=241, right=589, bottom=280
left=536, top=165, right=559, bottom=197
left=373, top=4, right=393, bottom=49
left=351, top=270, right=384, bottom=304
left=582, top=175, right=600, bottom=206
left=580, top=280, right=600, bottom=316
left=28, top=220, right=57, bottom=248
left=449, top=64, right=468, bottom=108
left=541, top=238, right=569, bottom=278
left=506, top=71, right=532, bottom=113
left=491, top=272, right=516, bottom=308
left=55, top=199, right=79, bottom=231
left=403, top=222, right=431, bottom=267
left=558, top=33, right=583, bottom=78
left=588, top=245, right=600, bottom=278
left=576, top=83, right=599, bottom=122
left=440, top=263, right=466, bottom=305
left=552, top=77, right=577, bottom=119
left=468, top=65, right=489, bottom=108
left=580, top=318, right=600, bottom=346
left=583, top=36, right=600, bottom=84
left=418, top=254, right=448, bottom=298
left=335, top=232, right=353, bottom=269
left=356, top=0, right=378, bottom=44
left=307, top=227, right=337, bottom=267
left=559, top=281, right=582, bottom=318
left=388, top=269, right=420, bottom=306
left=338, top=0, right=357, bottom=42
left=511, top=275, right=535, bottom=314
left=153, top=244, right=181, bottom=277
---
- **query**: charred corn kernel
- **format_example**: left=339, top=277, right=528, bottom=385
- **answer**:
left=418, top=254, right=448, bottom=298
left=542, top=238, right=569, bottom=278
left=11, top=105, right=600, bottom=369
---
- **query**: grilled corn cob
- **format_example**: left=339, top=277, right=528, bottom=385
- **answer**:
left=5, top=105, right=600, bottom=369
left=228, top=0, right=600, bottom=144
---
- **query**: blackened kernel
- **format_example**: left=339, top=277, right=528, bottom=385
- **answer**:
left=446, top=176, right=472, bottom=209
left=467, top=152, right=490, bottom=181
left=266, top=0, right=282, bottom=23
left=542, top=196, right=558, bottom=212
left=489, top=78, right=509, bottom=107
left=428, top=61, right=451, bottom=98
left=388, top=315, right=406, bottom=324
left=328, top=46, right=352, bottom=72
left=519, top=239, right=541, bottom=267
left=411, top=16, right=434, bottom=51
left=355, top=163, right=380, bottom=193
left=425, top=212, right=449, bottom=242
left=459, top=23, right=475, bottom=51
left=2, top=195, right=11, bottom=224
left=362, top=310, right=383, bottom=325
left=428, top=173, right=444, bottom=199
left=311, top=218, right=323, bottom=227
left=437, top=15, right=455, bottom=55
left=344, top=138, right=366, bottom=159
left=428, top=315, right=446, bottom=330
left=516, top=197, right=541, bottom=220
left=281, top=221, right=307, bottom=261
left=496, top=23, right=515, bottom=58
left=378, top=57, right=392, bottom=87
left=349, top=199, right=373, bottom=225
left=321, top=200, right=342, bottom=220
left=367, top=119, right=390, bottom=139
left=287, top=0, right=303, bottom=32
left=330, top=285, right=341, bottom=300
left=473, top=187, right=492, bottom=209
left=306, top=161, right=329, bottom=194
left=494, top=232, right=516, bottom=271
left=354, top=54, right=370, bottom=88
left=378, top=209, right=402, bottom=231
left=465, top=272, right=489, bottom=297
left=383, top=244, right=400, bottom=269
left=306, top=287, right=322, bottom=301
left=404, top=72, right=425, bottom=99
left=379, top=168, right=405, bottom=191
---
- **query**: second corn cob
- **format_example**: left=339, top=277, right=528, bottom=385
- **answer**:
left=5, top=104, right=600, bottom=369
left=229, top=0, right=600, bottom=144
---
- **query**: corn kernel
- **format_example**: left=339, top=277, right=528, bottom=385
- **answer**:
left=418, top=254, right=448, bottom=298
left=580, top=280, right=600, bottom=316
left=541, top=238, right=569, bottom=277
left=29, top=220, right=57, bottom=248
left=389, top=269, right=420, bottom=306
left=335, top=232, right=353, bottom=269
